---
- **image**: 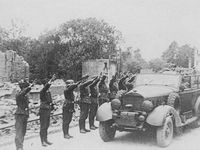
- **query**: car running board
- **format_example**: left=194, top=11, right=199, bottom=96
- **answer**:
left=181, top=116, right=198, bottom=126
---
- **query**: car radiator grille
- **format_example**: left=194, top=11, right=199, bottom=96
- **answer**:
left=121, top=95, right=144, bottom=111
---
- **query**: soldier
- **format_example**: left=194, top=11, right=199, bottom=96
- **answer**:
left=39, top=74, right=56, bottom=147
left=79, top=76, right=94, bottom=133
left=62, top=79, right=81, bottom=139
left=109, top=73, right=118, bottom=101
left=118, top=73, right=129, bottom=91
left=15, top=79, right=35, bottom=150
left=98, top=75, right=109, bottom=106
left=89, top=76, right=100, bottom=130
left=125, top=74, right=136, bottom=92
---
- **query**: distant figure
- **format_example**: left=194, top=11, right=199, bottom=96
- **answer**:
left=15, top=80, right=35, bottom=150
left=39, top=75, right=56, bottom=147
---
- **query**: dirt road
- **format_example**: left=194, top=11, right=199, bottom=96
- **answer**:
left=1, top=123, right=200, bottom=150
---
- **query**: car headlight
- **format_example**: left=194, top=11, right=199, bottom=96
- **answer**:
left=142, top=100, right=153, bottom=112
left=111, top=99, right=121, bottom=110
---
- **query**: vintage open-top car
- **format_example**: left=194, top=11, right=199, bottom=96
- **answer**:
left=96, top=72, right=200, bottom=147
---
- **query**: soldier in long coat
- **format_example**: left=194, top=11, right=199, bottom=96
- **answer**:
left=62, top=79, right=81, bottom=139
left=39, top=75, right=56, bottom=147
left=15, top=80, right=35, bottom=150
left=89, top=76, right=100, bottom=130
left=79, top=77, right=95, bottom=133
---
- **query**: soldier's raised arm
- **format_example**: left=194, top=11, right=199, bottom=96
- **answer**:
left=41, top=74, right=56, bottom=93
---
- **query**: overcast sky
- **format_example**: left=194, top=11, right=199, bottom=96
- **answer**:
left=0, top=0, right=200, bottom=60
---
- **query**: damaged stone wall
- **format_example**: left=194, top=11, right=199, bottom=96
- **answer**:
left=0, top=50, right=29, bottom=83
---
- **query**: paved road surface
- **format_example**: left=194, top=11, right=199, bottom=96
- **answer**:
left=2, top=124, right=200, bottom=150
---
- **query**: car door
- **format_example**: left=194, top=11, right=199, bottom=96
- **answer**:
left=179, top=76, right=194, bottom=118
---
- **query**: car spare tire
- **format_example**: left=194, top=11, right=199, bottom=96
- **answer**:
left=167, top=93, right=180, bottom=113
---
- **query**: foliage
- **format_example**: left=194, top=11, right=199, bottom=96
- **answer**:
left=162, top=41, right=195, bottom=68
left=162, top=41, right=178, bottom=64
left=26, top=18, right=122, bottom=80
left=148, top=58, right=166, bottom=72
left=55, top=18, right=122, bottom=80
left=0, top=27, right=9, bottom=51
left=121, top=47, right=147, bottom=73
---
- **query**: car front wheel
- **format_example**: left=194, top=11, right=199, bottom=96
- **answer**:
left=156, top=116, right=173, bottom=147
left=99, top=120, right=116, bottom=142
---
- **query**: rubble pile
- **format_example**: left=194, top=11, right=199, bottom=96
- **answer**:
left=0, top=50, right=29, bottom=83
left=0, top=80, right=81, bottom=140
left=0, top=82, right=19, bottom=98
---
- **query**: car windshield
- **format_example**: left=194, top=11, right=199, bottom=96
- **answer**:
left=135, top=74, right=181, bottom=88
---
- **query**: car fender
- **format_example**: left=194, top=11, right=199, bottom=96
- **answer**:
left=96, top=102, right=113, bottom=121
left=146, top=105, right=182, bottom=127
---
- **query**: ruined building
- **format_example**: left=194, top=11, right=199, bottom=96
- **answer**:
left=0, top=50, right=29, bottom=83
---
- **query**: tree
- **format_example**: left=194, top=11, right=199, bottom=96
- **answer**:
left=120, top=47, right=147, bottom=73
left=162, top=41, right=178, bottom=64
left=56, top=18, right=122, bottom=80
left=162, top=41, right=194, bottom=68
left=0, top=26, right=9, bottom=51
left=176, top=44, right=194, bottom=68
left=149, top=58, right=166, bottom=72
left=133, top=49, right=148, bottom=68
left=28, top=18, right=122, bottom=80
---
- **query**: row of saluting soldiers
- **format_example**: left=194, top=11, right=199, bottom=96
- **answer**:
left=14, top=72, right=136, bottom=150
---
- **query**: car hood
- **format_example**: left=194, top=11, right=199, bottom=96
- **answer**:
left=129, top=85, right=178, bottom=98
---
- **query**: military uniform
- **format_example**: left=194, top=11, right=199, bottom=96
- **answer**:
left=89, top=77, right=100, bottom=129
left=109, top=76, right=118, bottom=101
left=98, top=75, right=109, bottom=106
left=79, top=79, right=93, bottom=133
left=15, top=86, right=31, bottom=150
left=125, top=75, right=135, bottom=92
left=118, top=75, right=129, bottom=91
left=39, top=83, right=53, bottom=146
left=62, top=81, right=80, bottom=138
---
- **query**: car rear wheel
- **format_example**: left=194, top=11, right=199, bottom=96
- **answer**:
left=99, top=120, right=116, bottom=142
left=156, top=116, right=173, bottom=147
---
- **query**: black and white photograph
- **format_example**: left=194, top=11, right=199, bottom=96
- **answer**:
left=1, top=0, right=200, bottom=150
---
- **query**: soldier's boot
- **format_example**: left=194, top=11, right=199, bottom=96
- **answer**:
left=44, top=139, right=53, bottom=145
left=41, top=141, right=48, bottom=147
left=82, top=121, right=90, bottom=132
left=90, top=125, right=97, bottom=130
left=80, top=129, right=87, bottom=133
left=64, top=126, right=73, bottom=138
left=40, top=137, right=48, bottom=147
left=84, top=128, right=91, bottom=132
left=64, top=134, right=73, bottom=139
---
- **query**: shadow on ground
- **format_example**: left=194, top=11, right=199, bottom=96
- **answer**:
left=113, top=130, right=156, bottom=146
